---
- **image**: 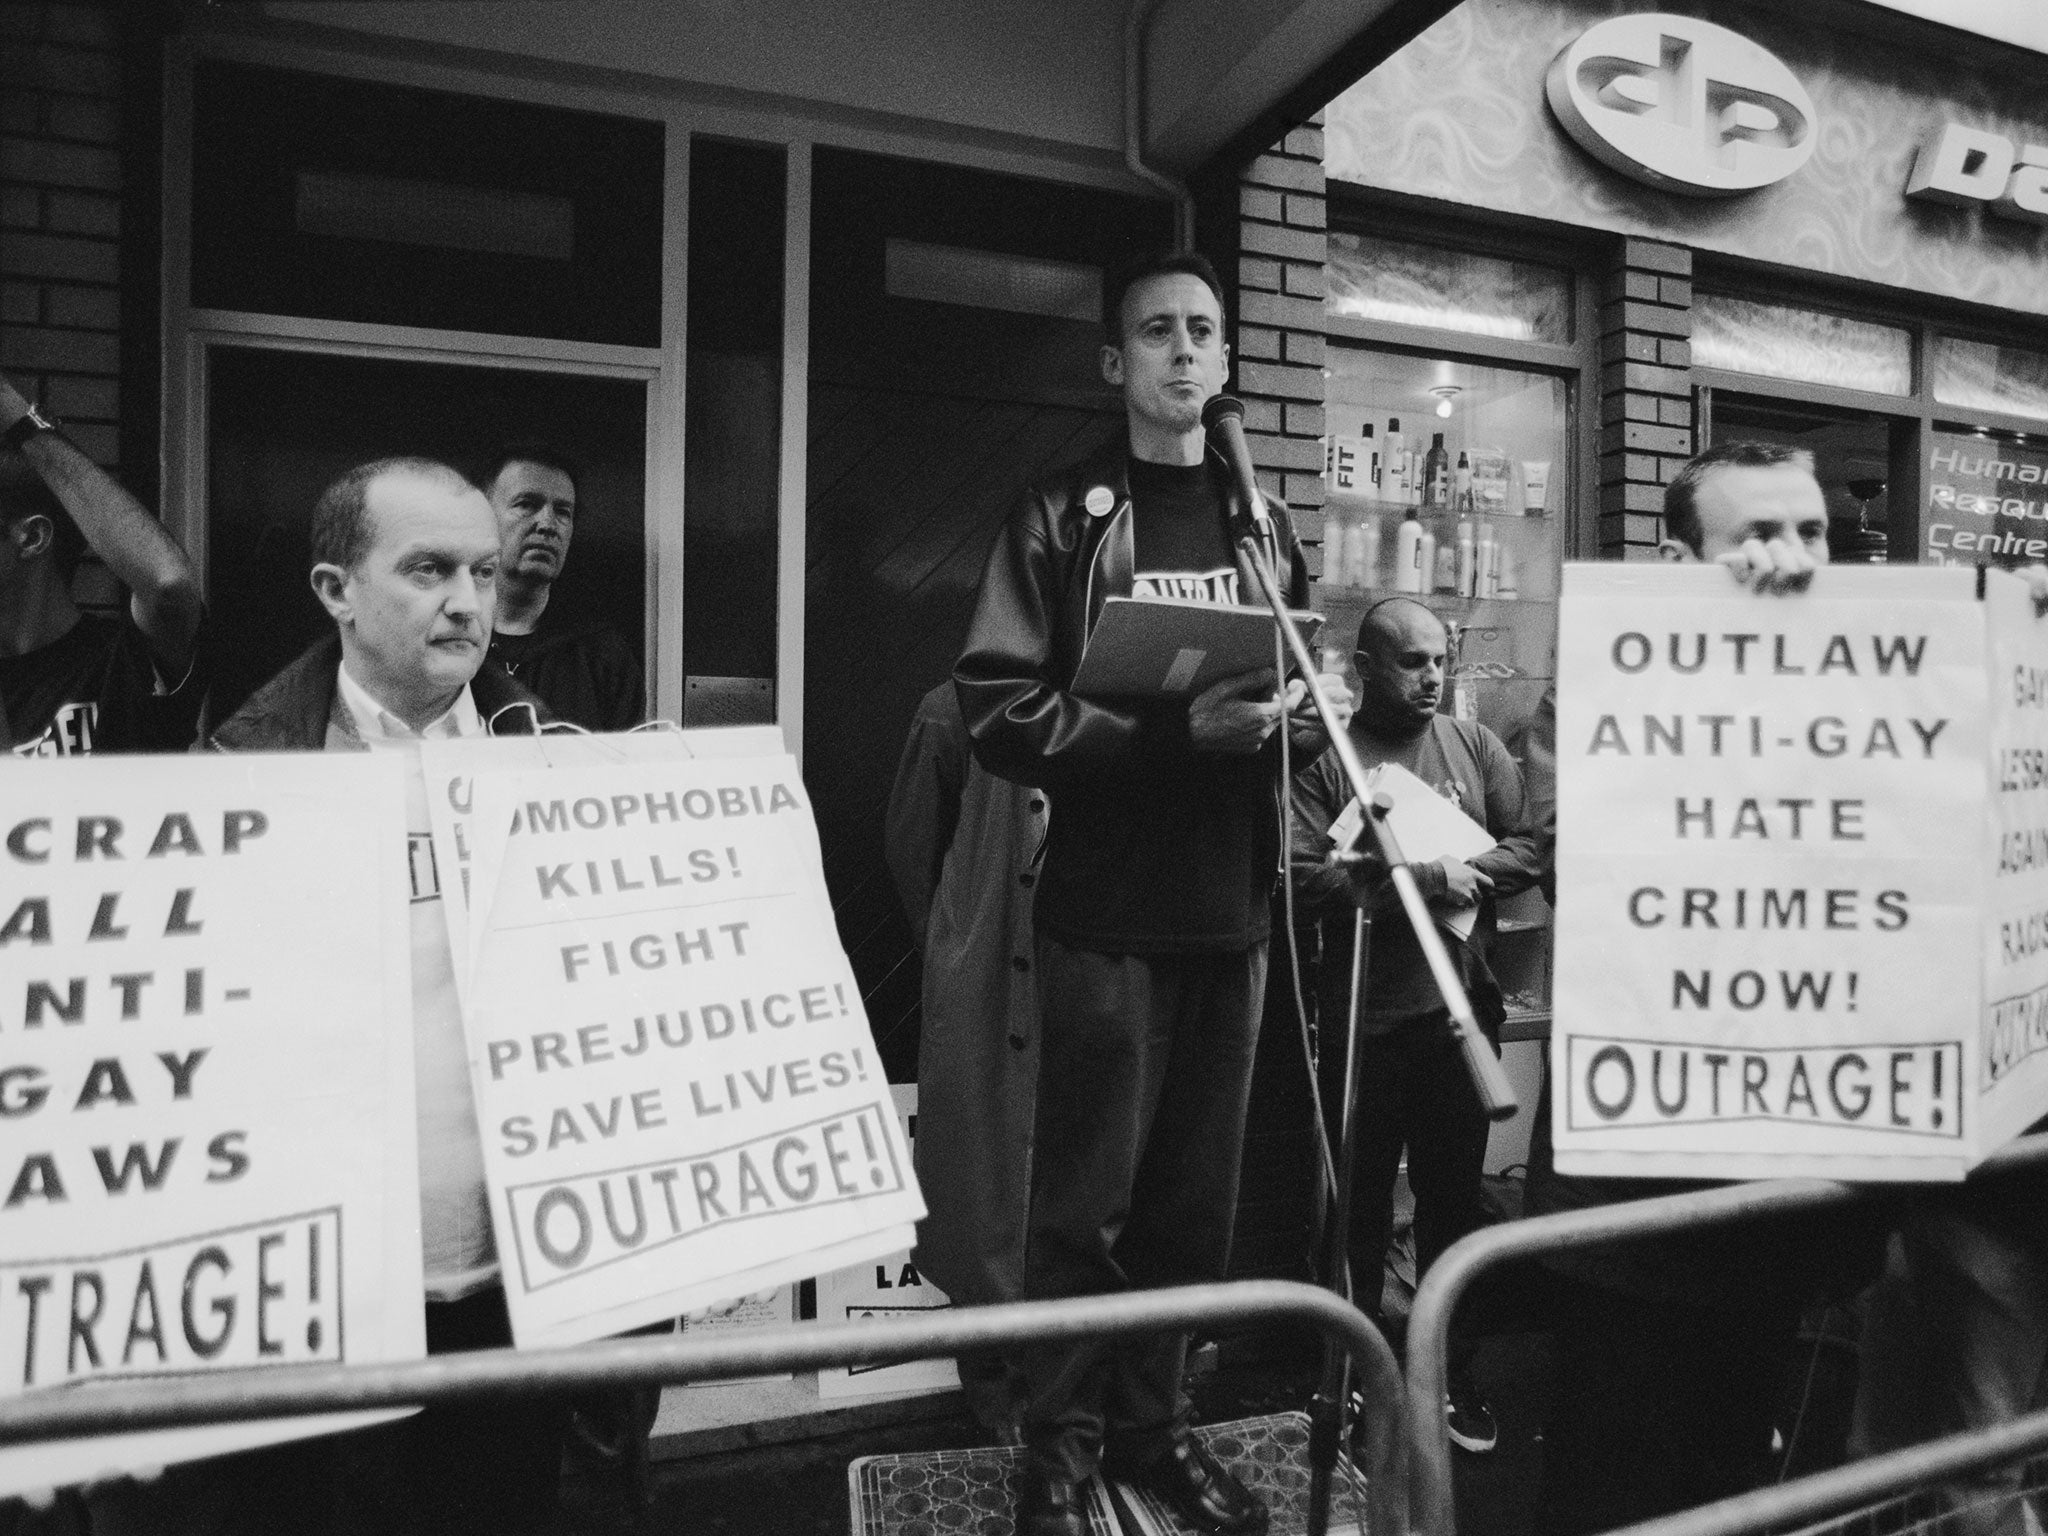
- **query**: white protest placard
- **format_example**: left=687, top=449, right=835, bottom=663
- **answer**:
left=1979, top=569, right=2048, bottom=1150
left=1554, top=563, right=2048, bottom=1180
left=0, top=754, right=423, bottom=1493
left=816, top=1085, right=959, bottom=1400
left=419, top=726, right=786, bottom=1008
left=455, top=753, right=921, bottom=1347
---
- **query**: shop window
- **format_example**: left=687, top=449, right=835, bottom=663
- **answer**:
left=1922, top=424, right=2048, bottom=569
left=190, top=61, right=663, bottom=346
left=1323, top=344, right=1569, bottom=1023
left=1933, top=335, right=2048, bottom=422
left=1326, top=232, right=1572, bottom=344
left=1692, top=294, right=1911, bottom=397
left=1706, top=393, right=1900, bottom=564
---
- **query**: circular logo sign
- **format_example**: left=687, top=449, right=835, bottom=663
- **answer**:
left=1545, top=14, right=1816, bottom=197
left=1084, top=486, right=1114, bottom=517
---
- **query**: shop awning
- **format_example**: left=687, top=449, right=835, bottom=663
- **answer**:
left=258, top=0, right=1457, bottom=183
left=1141, top=0, right=1461, bottom=176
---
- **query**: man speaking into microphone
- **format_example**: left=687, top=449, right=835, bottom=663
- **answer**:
left=956, top=251, right=1348, bottom=1536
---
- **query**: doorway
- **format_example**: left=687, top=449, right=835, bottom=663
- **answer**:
left=803, top=148, right=1169, bottom=1077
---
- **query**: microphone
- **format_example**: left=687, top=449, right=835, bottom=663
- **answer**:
left=1202, top=394, right=1270, bottom=537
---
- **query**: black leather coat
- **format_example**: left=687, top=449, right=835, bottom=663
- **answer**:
left=953, top=437, right=1311, bottom=791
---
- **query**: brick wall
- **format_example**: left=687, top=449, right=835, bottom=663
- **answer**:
left=1597, top=237, right=1694, bottom=559
left=0, top=2, right=126, bottom=473
left=1224, top=117, right=1327, bottom=528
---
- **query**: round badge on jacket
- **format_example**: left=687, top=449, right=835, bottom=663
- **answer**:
left=1084, top=486, right=1114, bottom=517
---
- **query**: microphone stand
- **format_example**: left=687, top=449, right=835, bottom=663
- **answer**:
left=1234, top=530, right=1518, bottom=1536
left=1303, top=894, right=1371, bottom=1536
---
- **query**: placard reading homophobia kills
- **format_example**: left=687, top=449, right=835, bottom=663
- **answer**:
left=1554, top=565, right=2048, bottom=1180
left=439, top=746, right=920, bottom=1348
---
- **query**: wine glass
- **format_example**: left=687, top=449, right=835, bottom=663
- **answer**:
left=1838, top=476, right=1887, bottom=564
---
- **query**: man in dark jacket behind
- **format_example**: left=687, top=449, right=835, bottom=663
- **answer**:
left=481, top=444, right=643, bottom=731
left=206, top=457, right=562, bottom=1536
left=954, top=251, right=1348, bottom=1536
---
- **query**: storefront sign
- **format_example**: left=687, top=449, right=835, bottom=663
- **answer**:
left=445, top=751, right=920, bottom=1348
left=1921, top=432, right=2048, bottom=568
left=1545, top=14, right=1816, bottom=196
left=1328, top=2, right=2048, bottom=320
left=1906, top=122, right=2048, bottom=226
left=0, top=755, right=424, bottom=1494
left=1554, top=564, right=2048, bottom=1181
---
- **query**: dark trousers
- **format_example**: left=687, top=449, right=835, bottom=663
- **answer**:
left=1020, top=936, right=1267, bottom=1482
left=1537, top=1283, right=1796, bottom=1536
left=1337, top=1017, right=1493, bottom=1329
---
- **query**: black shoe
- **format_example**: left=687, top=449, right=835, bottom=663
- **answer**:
left=1445, top=1386, right=1498, bottom=1454
left=1110, top=1434, right=1269, bottom=1535
left=1015, top=1458, right=1090, bottom=1536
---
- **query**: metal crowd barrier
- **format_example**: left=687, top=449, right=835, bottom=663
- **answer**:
left=1607, top=1400, right=2048, bottom=1536
left=1404, top=1132, right=2048, bottom=1536
left=0, top=1279, right=1406, bottom=1536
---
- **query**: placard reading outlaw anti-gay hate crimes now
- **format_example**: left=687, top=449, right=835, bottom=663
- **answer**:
left=445, top=747, right=921, bottom=1348
left=1553, top=564, right=2048, bottom=1181
left=0, top=754, right=424, bottom=1494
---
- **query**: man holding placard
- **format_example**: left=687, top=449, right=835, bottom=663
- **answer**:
left=1532, top=442, right=1883, bottom=1535
left=956, top=251, right=1347, bottom=1536
left=209, top=457, right=563, bottom=1534
left=1290, top=595, right=1539, bottom=1454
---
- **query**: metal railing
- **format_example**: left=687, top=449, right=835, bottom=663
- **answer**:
left=1404, top=1132, right=2048, bottom=1536
left=1605, top=1400, right=2048, bottom=1536
left=0, top=1279, right=1405, bottom=1536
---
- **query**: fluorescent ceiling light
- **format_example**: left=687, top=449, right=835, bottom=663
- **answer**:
left=884, top=240, right=1101, bottom=323
left=296, top=172, right=574, bottom=261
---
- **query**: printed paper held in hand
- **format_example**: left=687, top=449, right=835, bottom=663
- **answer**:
left=445, top=746, right=921, bottom=1348
left=1328, top=761, right=1498, bottom=940
left=1069, top=596, right=1323, bottom=699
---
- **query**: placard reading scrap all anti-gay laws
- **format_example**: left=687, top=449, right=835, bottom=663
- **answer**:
left=1554, top=564, right=2048, bottom=1181
left=452, top=752, right=921, bottom=1348
left=0, top=754, right=424, bottom=1494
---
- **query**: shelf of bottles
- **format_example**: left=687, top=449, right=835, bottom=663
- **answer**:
left=1306, top=404, right=1564, bottom=1029
left=1305, top=421, right=1561, bottom=716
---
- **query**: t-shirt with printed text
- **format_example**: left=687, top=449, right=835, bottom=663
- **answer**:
left=1033, top=456, right=1280, bottom=954
left=0, top=613, right=206, bottom=756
